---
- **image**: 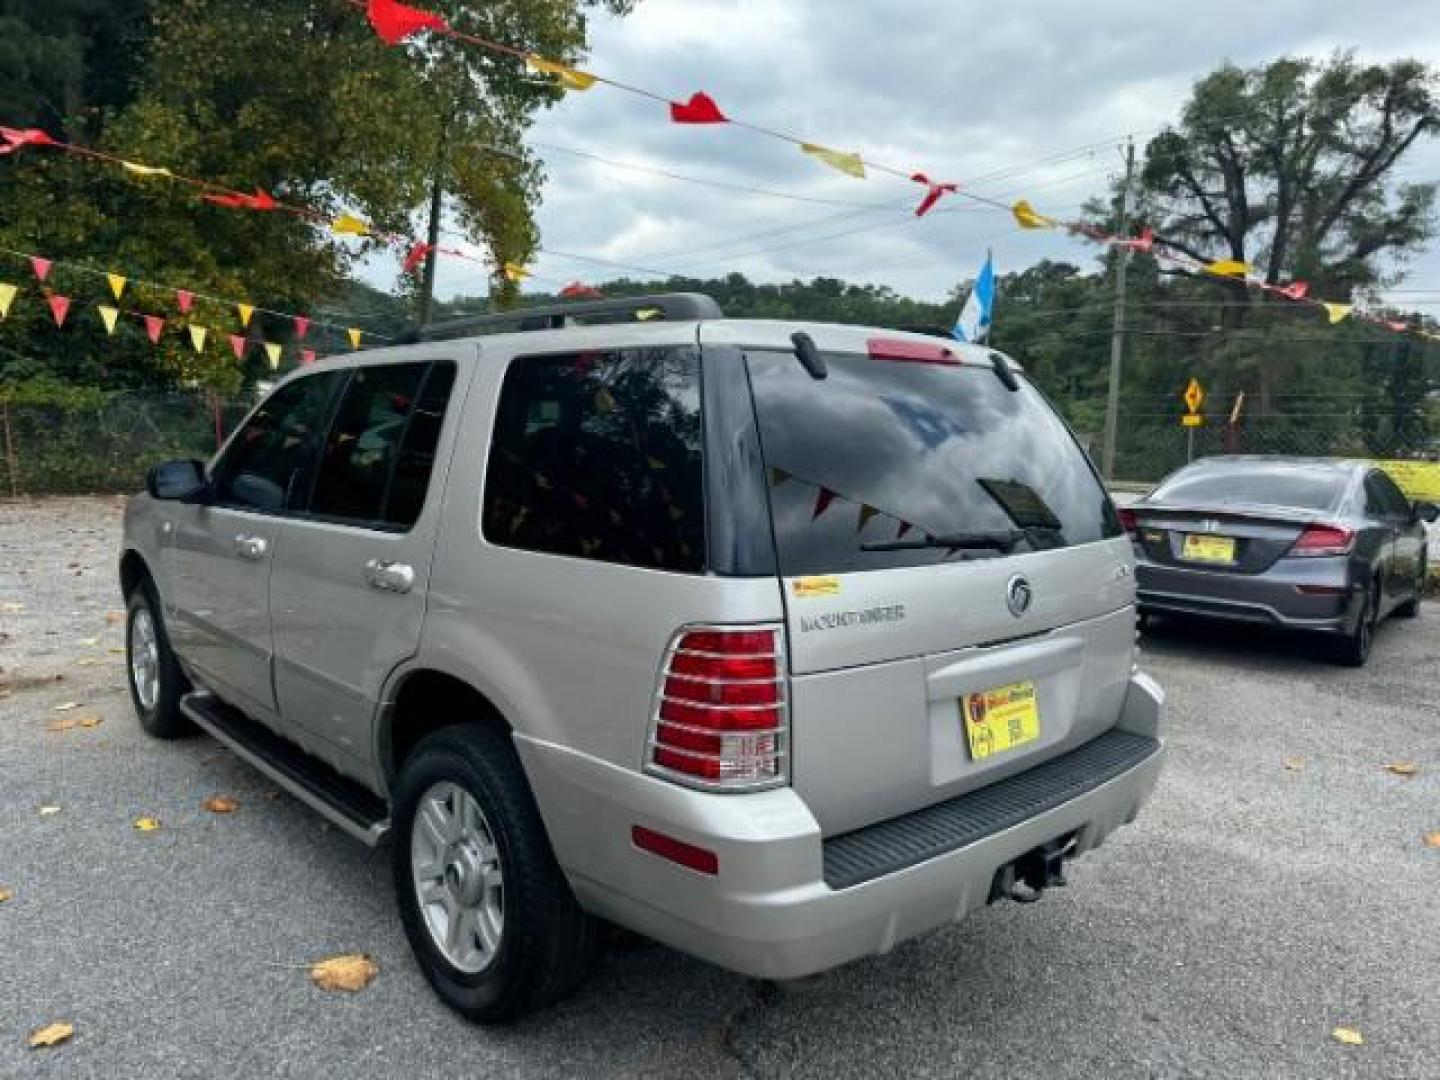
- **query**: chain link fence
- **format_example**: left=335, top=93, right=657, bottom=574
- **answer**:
left=0, top=393, right=256, bottom=497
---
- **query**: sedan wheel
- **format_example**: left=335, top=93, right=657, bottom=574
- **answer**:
left=1333, top=584, right=1379, bottom=667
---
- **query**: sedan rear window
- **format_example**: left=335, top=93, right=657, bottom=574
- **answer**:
left=1153, top=465, right=1345, bottom=512
left=745, top=349, right=1120, bottom=576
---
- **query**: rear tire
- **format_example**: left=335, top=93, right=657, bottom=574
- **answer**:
left=125, top=585, right=193, bottom=738
left=392, top=725, right=599, bottom=1023
left=1332, top=581, right=1379, bottom=667
left=1395, top=556, right=1426, bottom=619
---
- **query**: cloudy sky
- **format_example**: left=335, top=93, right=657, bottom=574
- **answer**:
left=418, top=0, right=1440, bottom=310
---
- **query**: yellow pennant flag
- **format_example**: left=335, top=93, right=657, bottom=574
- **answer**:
left=347, top=327, right=363, bottom=349
left=106, top=273, right=127, bottom=301
left=188, top=325, right=208, bottom=354
left=331, top=214, right=371, bottom=237
left=0, top=282, right=16, bottom=320
left=1012, top=199, right=1056, bottom=230
left=526, top=55, right=597, bottom=92
left=122, top=161, right=174, bottom=179
left=1323, top=302, right=1353, bottom=325
left=1206, top=259, right=1251, bottom=277
left=237, top=303, right=254, bottom=328
left=264, top=342, right=282, bottom=370
left=503, top=262, right=531, bottom=283
left=800, top=142, right=866, bottom=180
left=97, top=305, right=120, bottom=335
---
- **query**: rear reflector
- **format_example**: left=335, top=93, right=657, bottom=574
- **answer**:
left=1296, top=584, right=1349, bottom=596
left=632, top=825, right=719, bottom=875
left=867, top=337, right=960, bottom=365
left=647, top=624, right=787, bottom=790
left=1289, top=524, right=1354, bottom=558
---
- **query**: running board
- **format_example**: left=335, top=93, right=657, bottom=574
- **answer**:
left=180, top=691, right=391, bottom=846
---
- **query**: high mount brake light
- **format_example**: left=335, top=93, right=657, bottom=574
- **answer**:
left=866, top=337, right=960, bottom=365
left=646, top=625, right=787, bottom=789
left=1290, top=524, right=1354, bottom=557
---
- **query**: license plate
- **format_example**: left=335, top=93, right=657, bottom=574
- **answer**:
left=1182, top=533, right=1236, bottom=564
left=961, top=681, right=1040, bottom=761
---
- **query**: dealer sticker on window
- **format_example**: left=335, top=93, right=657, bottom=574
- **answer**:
left=961, top=680, right=1040, bottom=761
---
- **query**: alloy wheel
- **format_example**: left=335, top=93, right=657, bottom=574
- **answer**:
left=129, top=607, right=160, bottom=711
left=410, top=781, right=506, bottom=974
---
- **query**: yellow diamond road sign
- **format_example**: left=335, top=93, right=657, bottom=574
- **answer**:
left=1184, top=378, right=1205, bottom=414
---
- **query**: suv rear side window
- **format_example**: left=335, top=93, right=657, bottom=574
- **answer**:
left=746, top=349, right=1118, bottom=575
left=213, top=371, right=345, bottom=512
left=308, top=360, right=456, bottom=529
left=483, top=347, right=704, bottom=572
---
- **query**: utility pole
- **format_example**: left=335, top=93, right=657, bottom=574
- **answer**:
left=417, top=106, right=454, bottom=328
left=1101, top=138, right=1135, bottom=481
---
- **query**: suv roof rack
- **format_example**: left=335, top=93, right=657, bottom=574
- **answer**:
left=417, top=292, right=723, bottom=342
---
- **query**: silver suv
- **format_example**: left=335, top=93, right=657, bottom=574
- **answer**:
left=121, top=293, right=1165, bottom=1022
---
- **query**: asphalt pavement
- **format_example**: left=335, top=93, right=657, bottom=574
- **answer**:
left=2, top=497, right=1437, bottom=1079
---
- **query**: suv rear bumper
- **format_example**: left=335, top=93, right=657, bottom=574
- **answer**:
left=516, top=672, right=1164, bottom=981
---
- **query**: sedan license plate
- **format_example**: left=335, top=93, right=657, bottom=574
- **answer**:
left=1182, top=533, right=1236, bottom=564
left=961, top=681, right=1040, bottom=761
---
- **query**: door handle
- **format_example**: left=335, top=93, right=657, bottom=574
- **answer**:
left=364, top=559, right=415, bottom=594
left=234, top=533, right=268, bottom=560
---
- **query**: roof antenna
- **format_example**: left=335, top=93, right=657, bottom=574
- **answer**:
left=791, top=332, right=827, bottom=380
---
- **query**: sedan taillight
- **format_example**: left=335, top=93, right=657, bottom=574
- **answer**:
left=647, top=625, right=788, bottom=790
left=1289, top=524, right=1355, bottom=557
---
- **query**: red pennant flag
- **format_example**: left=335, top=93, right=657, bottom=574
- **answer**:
left=144, top=315, right=165, bottom=344
left=1277, top=281, right=1309, bottom=301
left=911, top=173, right=958, bottom=217
left=229, top=334, right=247, bottom=360
left=670, top=92, right=727, bottom=124
left=402, top=242, right=435, bottom=275
left=366, top=0, right=449, bottom=45
left=47, top=294, right=71, bottom=327
left=560, top=281, right=603, bottom=299
left=1119, top=226, right=1154, bottom=253
left=812, top=487, right=836, bottom=520
left=0, top=126, right=57, bottom=155
left=300, top=349, right=317, bottom=366
left=176, top=290, right=194, bottom=314
left=203, top=187, right=277, bottom=211
left=29, top=256, right=52, bottom=282
left=293, top=315, right=310, bottom=340
left=896, top=521, right=913, bottom=539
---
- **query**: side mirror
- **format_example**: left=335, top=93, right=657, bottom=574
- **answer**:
left=146, top=459, right=208, bottom=502
left=1414, top=501, right=1439, bottom=524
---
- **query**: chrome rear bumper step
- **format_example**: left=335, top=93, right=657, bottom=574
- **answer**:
left=822, top=730, right=1161, bottom=890
left=180, top=691, right=390, bottom=846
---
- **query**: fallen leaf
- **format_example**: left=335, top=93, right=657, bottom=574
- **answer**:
left=52, top=701, right=82, bottom=712
left=46, top=717, right=81, bottom=733
left=1283, top=757, right=1304, bottom=772
left=107, top=648, right=124, bottom=655
left=1384, top=762, right=1418, bottom=778
left=133, top=816, right=161, bottom=832
left=74, top=658, right=100, bottom=667
left=1423, top=831, right=1440, bottom=849
left=79, top=716, right=102, bottom=728
left=1, top=602, right=24, bottom=613
left=202, top=795, right=239, bottom=814
left=27, top=1021, right=74, bottom=1049
left=104, top=611, right=124, bottom=625
left=1331, top=1026, right=1364, bottom=1046
left=76, top=636, right=99, bottom=647
left=0, top=886, right=12, bottom=903
left=309, top=953, right=379, bottom=992
left=38, top=806, right=60, bottom=816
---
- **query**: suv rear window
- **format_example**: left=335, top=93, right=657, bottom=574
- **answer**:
left=483, top=347, right=705, bottom=572
left=746, top=349, right=1119, bottom=575
left=1154, top=464, right=1345, bottom=511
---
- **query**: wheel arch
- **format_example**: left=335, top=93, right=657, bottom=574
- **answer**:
left=379, top=667, right=514, bottom=790
left=119, top=549, right=154, bottom=599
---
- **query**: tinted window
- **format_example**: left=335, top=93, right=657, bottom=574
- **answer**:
left=310, top=362, right=429, bottom=525
left=483, top=347, right=704, bottom=572
left=1156, top=464, right=1345, bottom=512
left=387, top=362, right=457, bottom=527
left=1366, top=471, right=1410, bottom=520
left=746, top=350, right=1119, bottom=575
left=213, top=372, right=344, bottom=512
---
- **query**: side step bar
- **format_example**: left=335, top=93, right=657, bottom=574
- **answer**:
left=180, top=691, right=391, bottom=846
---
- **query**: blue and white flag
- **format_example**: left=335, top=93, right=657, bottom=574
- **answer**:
left=952, top=254, right=995, bottom=343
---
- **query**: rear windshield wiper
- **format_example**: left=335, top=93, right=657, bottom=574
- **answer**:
left=860, top=525, right=1065, bottom=554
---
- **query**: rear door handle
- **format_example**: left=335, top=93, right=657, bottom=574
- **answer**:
left=234, top=533, right=268, bottom=560
left=364, top=559, right=415, bottom=594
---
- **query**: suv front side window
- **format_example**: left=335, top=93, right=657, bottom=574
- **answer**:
left=482, top=346, right=704, bottom=572
left=212, top=371, right=346, bottom=513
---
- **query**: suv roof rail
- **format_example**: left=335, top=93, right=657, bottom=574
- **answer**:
left=417, top=292, right=723, bottom=342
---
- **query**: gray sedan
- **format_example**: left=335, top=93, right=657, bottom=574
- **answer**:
left=1128, top=456, right=1437, bottom=665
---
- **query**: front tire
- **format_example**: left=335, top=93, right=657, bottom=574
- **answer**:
left=125, top=585, right=193, bottom=738
left=392, top=725, right=599, bottom=1023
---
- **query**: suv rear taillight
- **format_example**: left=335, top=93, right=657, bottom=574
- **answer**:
left=1289, top=524, right=1355, bottom=557
left=646, top=625, right=788, bottom=790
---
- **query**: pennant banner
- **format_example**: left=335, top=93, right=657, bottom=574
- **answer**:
left=293, top=315, right=310, bottom=340
left=527, top=55, right=597, bottom=92
left=176, top=289, right=194, bottom=314
left=1324, top=302, right=1353, bottom=325
left=229, top=334, right=247, bottom=360
left=911, top=173, right=958, bottom=217
left=801, top=143, right=866, bottom=180
left=189, top=325, right=208, bottom=353
left=0, top=126, right=56, bottom=155
left=97, top=305, right=120, bottom=335
left=0, top=282, right=15, bottom=319
left=264, top=342, right=282, bottom=370
left=331, top=214, right=371, bottom=237
left=144, top=315, right=166, bottom=344
left=105, top=273, right=126, bottom=301
left=1206, top=259, right=1251, bottom=277
left=30, top=256, right=52, bottom=282
left=402, top=242, right=434, bottom=275
left=812, top=487, right=836, bottom=520
left=237, top=303, right=254, bottom=328
left=670, top=92, right=727, bottom=124
left=48, top=295, right=71, bottom=327
left=366, top=0, right=449, bottom=45
left=347, top=327, right=363, bottom=349
left=1012, top=199, right=1055, bottom=230
left=503, top=262, right=531, bottom=283
left=301, top=349, right=317, bottom=366
left=203, top=188, right=277, bottom=212
left=121, top=161, right=174, bottom=179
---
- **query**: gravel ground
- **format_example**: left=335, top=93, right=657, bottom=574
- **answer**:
left=2, top=496, right=1437, bottom=1079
